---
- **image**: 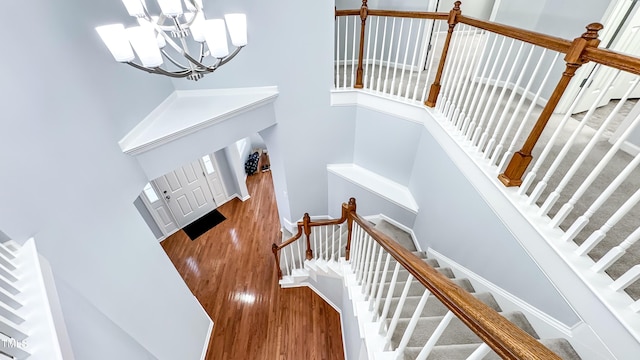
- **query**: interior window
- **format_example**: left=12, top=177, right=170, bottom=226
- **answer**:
left=143, top=183, right=159, bottom=203
left=202, top=155, right=215, bottom=174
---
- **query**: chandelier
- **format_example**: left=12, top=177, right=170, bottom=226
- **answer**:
left=96, top=0, right=247, bottom=81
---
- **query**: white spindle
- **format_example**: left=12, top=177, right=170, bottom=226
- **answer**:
left=456, top=32, right=495, bottom=133
left=372, top=253, right=393, bottom=316
left=363, top=242, right=379, bottom=295
left=289, top=243, right=296, bottom=269
left=0, top=274, right=19, bottom=296
left=343, top=17, right=349, bottom=89
left=421, top=20, right=443, bottom=103
left=0, top=301, right=25, bottom=325
left=498, top=52, right=560, bottom=172
left=611, top=265, right=640, bottom=292
left=383, top=275, right=414, bottom=349
left=389, top=18, right=405, bottom=96
left=553, top=106, right=640, bottom=228
left=351, top=16, right=358, bottom=88
left=453, top=29, right=487, bottom=128
left=447, top=27, right=476, bottom=121
left=325, top=226, right=330, bottom=261
left=396, top=19, right=413, bottom=98
left=368, top=246, right=386, bottom=301
left=415, top=311, right=455, bottom=360
left=466, top=343, right=492, bottom=360
left=364, top=15, right=374, bottom=89
left=576, top=187, right=640, bottom=256
left=0, top=289, right=21, bottom=311
left=359, top=233, right=375, bottom=284
left=563, top=149, right=640, bottom=242
left=378, top=262, right=401, bottom=325
left=444, top=25, right=473, bottom=118
left=476, top=40, right=524, bottom=151
left=377, top=17, right=389, bottom=92
left=404, top=19, right=425, bottom=100
left=282, top=248, right=291, bottom=276
left=466, top=35, right=506, bottom=139
left=356, top=227, right=369, bottom=277
left=313, top=227, right=319, bottom=260
left=437, top=26, right=463, bottom=112
left=593, top=226, right=640, bottom=273
left=395, top=288, right=431, bottom=355
left=517, top=64, right=602, bottom=196
left=484, top=43, right=534, bottom=159
left=528, top=70, right=620, bottom=206
left=0, top=333, right=30, bottom=359
left=492, top=49, right=548, bottom=165
left=471, top=38, right=516, bottom=146
left=296, top=239, right=303, bottom=267
left=339, top=224, right=344, bottom=260
left=336, top=17, right=341, bottom=88
left=332, top=224, right=336, bottom=261
left=369, top=17, right=381, bottom=89
left=351, top=225, right=361, bottom=268
left=383, top=18, right=398, bottom=93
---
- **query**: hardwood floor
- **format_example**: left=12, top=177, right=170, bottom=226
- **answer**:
left=161, top=171, right=344, bottom=360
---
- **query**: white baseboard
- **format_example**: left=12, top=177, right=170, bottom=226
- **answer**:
left=427, top=248, right=615, bottom=360
left=199, top=319, right=214, bottom=360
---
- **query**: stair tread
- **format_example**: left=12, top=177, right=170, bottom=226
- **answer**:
left=374, top=220, right=416, bottom=251
left=376, top=292, right=501, bottom=320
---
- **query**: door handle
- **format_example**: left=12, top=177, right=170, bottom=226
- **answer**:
left=163, top=190, right=170, bottom=201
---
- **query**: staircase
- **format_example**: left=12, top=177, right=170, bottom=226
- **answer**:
left=276, top=217, right=582, bottom=359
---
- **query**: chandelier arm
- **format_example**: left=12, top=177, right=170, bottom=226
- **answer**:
left=153, top=67, right=192, bottom=78
left=126, top=62, right=162, bottom=74
left=199, top=43, right=206, bottom=64
left=161, top=49, right=190, bottom=70
left=217, top=46, right=244, bottom=67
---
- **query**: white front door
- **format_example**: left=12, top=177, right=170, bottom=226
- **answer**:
left=201, top=154, right=227, bottom=205
left=141, top=183, right=178, bottom=236
left=154, top=160, right=216, bottom=228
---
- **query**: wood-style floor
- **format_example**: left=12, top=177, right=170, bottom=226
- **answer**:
left=161, top=171, right=345, bottom=360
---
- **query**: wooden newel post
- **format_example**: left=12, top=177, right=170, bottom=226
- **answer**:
left=498, top=23, right=603, bottom=186
left=272, top=244, right=282, bottom=279
left=425, top=1, right=461, bottom=107
left=354, top=0, right=369, bottom=89
left=345, top=198, right=357, bottom=261
left=303, top=213, right=313, bottom=260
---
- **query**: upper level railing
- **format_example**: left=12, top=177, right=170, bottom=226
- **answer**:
left=335, top=1, right=640, bottom=328
left=272, top=198, right=563, bottom=359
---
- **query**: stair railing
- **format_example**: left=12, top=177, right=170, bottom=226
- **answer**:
left=272, top=198, right=563, bottom=359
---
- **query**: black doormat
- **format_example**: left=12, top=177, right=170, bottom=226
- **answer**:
left=183, top=209, right=226, bottom=241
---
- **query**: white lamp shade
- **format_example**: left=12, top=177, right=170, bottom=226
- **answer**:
left=203, top=19, right=229, bottom=58
left=121, top=0, right=146, bottom=17
left=157, top=0, right=183, bottom=16
left=126, top=26, right=164, bottom=67
left=224, top=14, right=247, bottom=47
left=189, top=12, right=207, bottom=42
left=184, top=0, right=203, bottom=12
left=96, top=24, right=135, bottom=62
left=135, top=18, right=166, bottom=48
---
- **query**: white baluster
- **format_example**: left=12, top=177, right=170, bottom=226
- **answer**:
left=396, top=18, right=414, bottom=98
left=383, top=18, right=398, bottom=93
left=384, top=275, right=414, bottom=349
left=576, top=187, right=640, bottom=256
left=529, top=70, right=620, bottom=207
left=445, top=26, right=474, bottom=120
left=289, top=243, right=296, bottom=269
left=377, top=17, right=389, bottom=92
left=611, top=265, right=640, bottom=292
left=593, top=226, right=640, bottom=273
left=550, top=77, right=640, bottom=226
left=370, top=17, right=381, bottom=90
left=339, top=223, right=344, bottom=260
left=415, top=311, right=455, bottom=360
left=484, top=44, right=534, bottom=159
left=466, top=35, right=506, bottom=140
left=282, top=248, right=291, bottom=276
left=351, top=225, right=362, bottom=270
left=363, top=242, right=379, bottom=295
left=477, top=40, right=525, bottom=152
left=343, top=16, right=349, bottom=89
left=325, top=226, right=330, bottom=261
left=351, top=16, right=358, bottom=88
left=471, top=38, right=516, bottom=146
left=372, top=253, right=393, bottom=315
left=335, top=17, right=341, bottom=88
left=404, top=19, right=424, bottom=100
left=389, top=18, right=405, bottom=96
left=498, top=52, right=560, bottom=173
left=332, top=224, right=336, bottom=262
left=359, top=233, right=375, bottom=284
left=438, top=25, right=465, bottom=114
left=378, top=262, right=401, bottom=325
left=492, top=49, right=548, bottom=165
left=454, top=29, right=487, bottom=128
left=421, top=20, right=443, bottom=103
left=395, top=288, right=431, bottom=355
left=368, top=246, right=386, bottom=301
left=517, top=64, right=603, bottom=196
left=356, top=227, right=369, bottom=277
left=296, top=239, right=303, bottom=267
left=314, top=227, right=320, bottom=260
left=466, top=343, right=492, bottom=360
left=364, top=15, right=374, bottom=89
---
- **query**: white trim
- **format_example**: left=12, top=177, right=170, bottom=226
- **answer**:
left=378, top=213, right=422, bottom=252
left=620, top=140, right=640, bottom=156
left=119, top=87, right=279, bottom=155
left=331, top=90, right=426, bottom=125
left=327, top=163, right=419, bottom=214
left=199, top=319, right=214, bottom=360
left=298, top=282, right=349, bottom=360
left=157, top=228, right=179, bottom=243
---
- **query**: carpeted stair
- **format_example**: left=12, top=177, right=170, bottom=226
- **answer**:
left=279, top=219, right=582, bottom=359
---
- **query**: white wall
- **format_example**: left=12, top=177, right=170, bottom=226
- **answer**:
left=0, top=0, right=212, bottom=358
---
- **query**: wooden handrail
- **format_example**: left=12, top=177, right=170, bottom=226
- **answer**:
left=583, top=46, right=640, bottom=76
left=348, top=211, right=562, bottom=360
left=335, top=9, right=449, bottom=20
